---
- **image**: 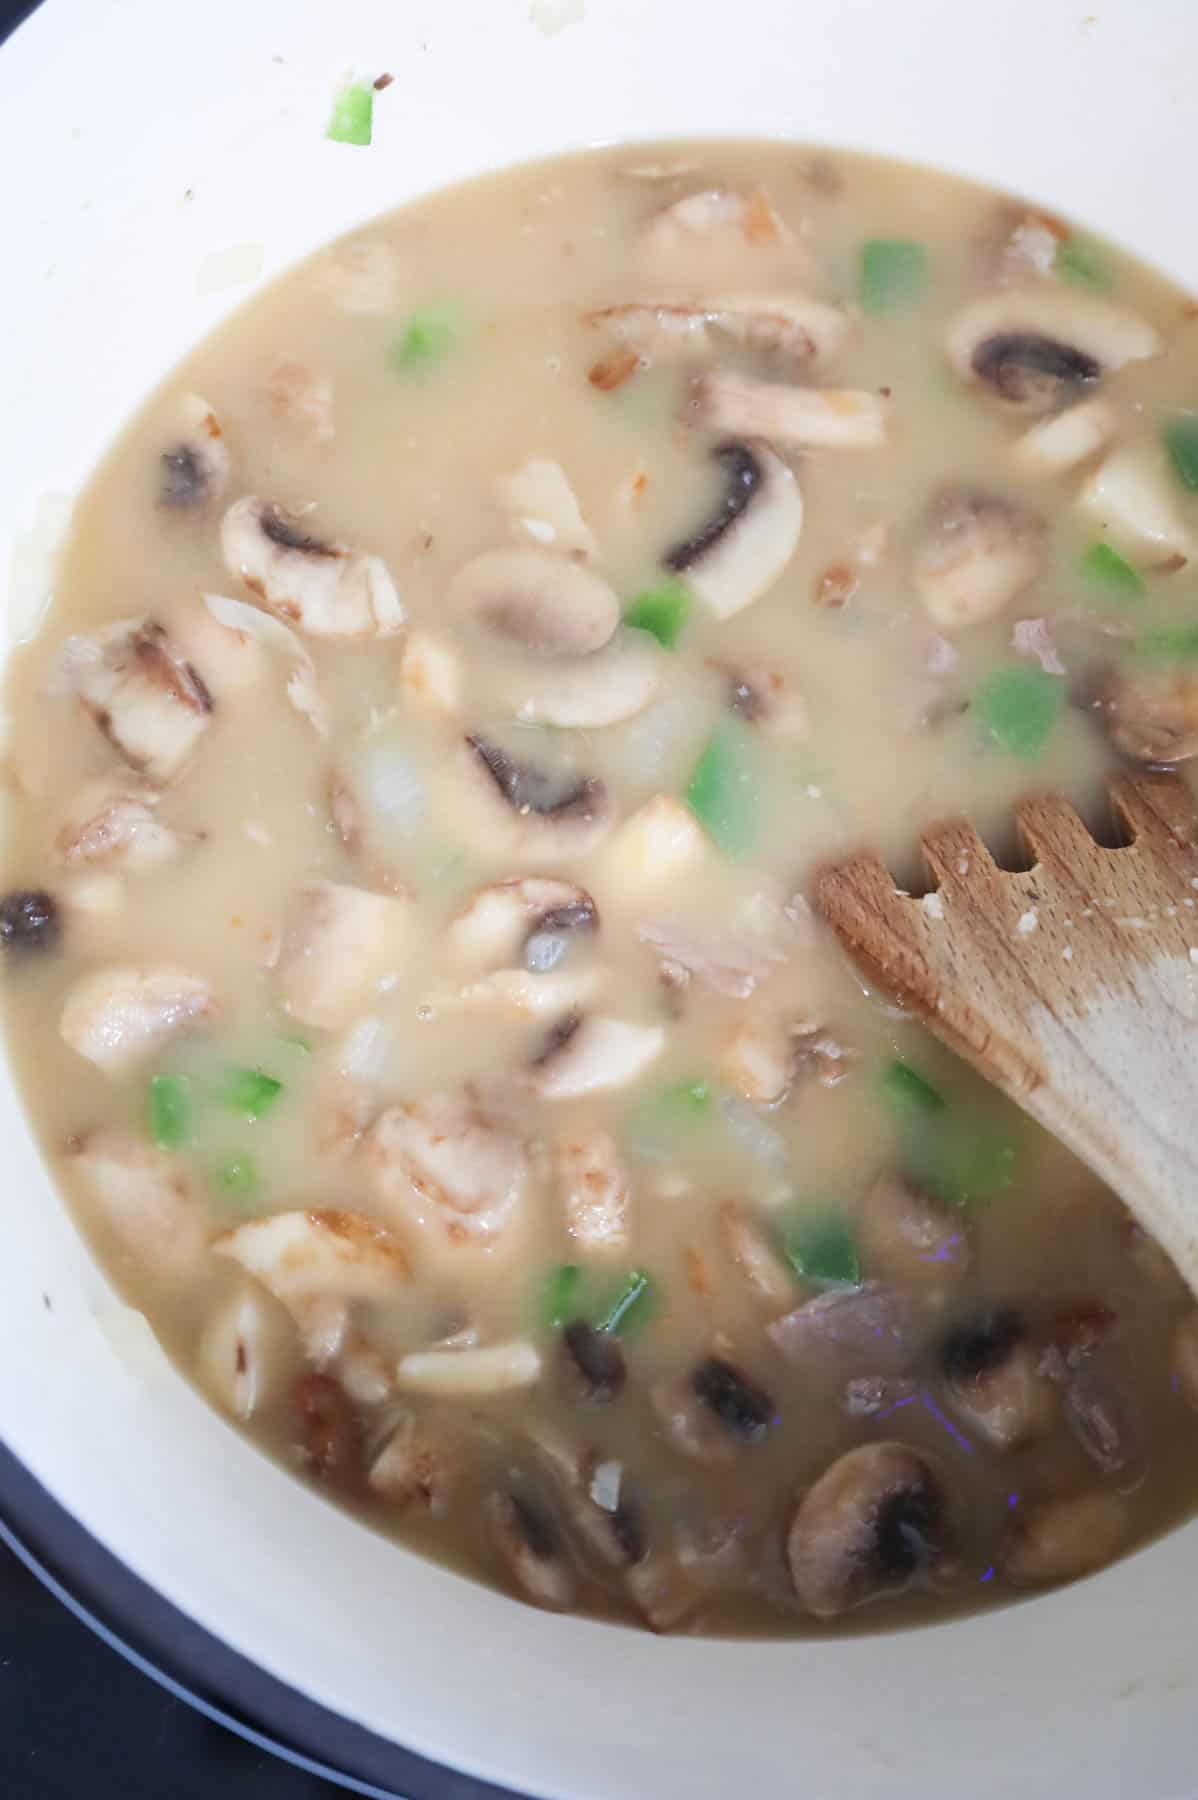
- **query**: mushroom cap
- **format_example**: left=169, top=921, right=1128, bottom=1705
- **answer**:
left=493, top=630, right=664, bottom=730
left=1098, top=663, right=1198, bottom=765
left=947, top=287, right=1160, bottom=410
left=459, top=734, right=615, bottom=859
left=665, top=440, right=803, bottom=620
left=787, top=1442, right=950, bottom=1617
left=449, top=547, right=620, bottom=657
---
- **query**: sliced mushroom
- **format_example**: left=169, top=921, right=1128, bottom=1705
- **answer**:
left=859, top=1174, right=969, bottom=1289
left=159, top=392, right=231, bottom=509
left=55, top=779, right=187, bottom=872
left=486, top=1491, right=577, bottom=1611
left=946, top=287, right=1160, bottom=411
left=264, top=356, right=334, bottom=443
left=1003, top=1490, right=1127, bottom=1585
left=719, top=661, right=808, bottom=736
left=914, top=486, right=1044, bottom=631
left=0, top=888, right=60, bottom=955
left=557, top=1127, right=630, bottom=1256
left=1077, top=443, right=1196, bottom=565
left=1039, top=1345, right=1132, bottom=1474
left=664, top=441, right=802, bottom=620
left=276, top=880, right=405, bottom=1031
left=529, top=1429, right=647, bottom=1569
left=220, top=497, right=403, bottom=639
left=496, top=457, right=597, bottom=560
left=461, top=734, right=614, bottom=858
left=448, top=548, right=619, bottom=657
left=398, top=630, right=464, bottom=720
left=449, top=876, right=592, bottom=973
left=1013, top=397, right=1116, bottom=475
left=214, top=1210, right=410, bottom=1311
left=1096, top=662, right=1198, bottom=764
left=369, top=1414, right=457, bottom=1512
left=691, top=1356, right=775, bottom=1443
left=529, top=1014, right=665, bottom=1099
left=60, top=964, right=215, bottom=1071
left=719, top=1200, right=794, bottom=1306
left=198, top=1285, right=295, bottom=1422
left=396, top=1339, right=542, bottom=1394
left=561, top=1320, right=626, bottom=1403
left=652, top=1376, right=739, bottom=1467
left=787, top=1443, right=951, bottom=1618
left=362, top=1088, right=530, bottom=1258
left=1173, top=1310, right=1198, bottom=1410
left=67, top=1127, right=208, bottom=1283
left=694, top=372, right=888, bottom=450
left=61, top=618, right=214, bottom=784
left=941, top=1309, right=1057, bottom=1450
left=586, top=293, right=850, bottom=372
left=495, top=630, right=664, bottom=730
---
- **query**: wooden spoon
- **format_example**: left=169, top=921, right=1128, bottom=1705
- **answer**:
left=817, top=771, right=1198, bottom=1290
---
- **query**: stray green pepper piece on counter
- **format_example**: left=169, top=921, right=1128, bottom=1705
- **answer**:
left=975, top=664, right=1064, bottom=760
left=785, top=1211, right=861, bottom=1289
left=326, top=83, right=374, bottom=148
left=148, top=1074, right=192, bottom=1152
left=593, top=1268, right=655, bottom=1336
left=1164, top=415, right=1198, bottom=492
left=1080, top=541, right=1144, bottom=602
left=227, top=1068, right=284, bottom=1122
left=686, top=719, right=757, bottom=859
left=543, top=1263, right=584, bottom=1330
left=881, top=1058, right=945, bottom=1119
left=624, top=578, right=692, bottom=649
left=390, top=301, right=464, bottom=374
left=860, top=239, right=928, bottom=314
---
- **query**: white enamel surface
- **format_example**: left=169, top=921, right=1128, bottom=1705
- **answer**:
left=3, top=2, right=1198, bottom=1796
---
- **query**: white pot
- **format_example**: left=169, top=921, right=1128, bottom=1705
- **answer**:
left=2, top=2, right=1196, bottom=1795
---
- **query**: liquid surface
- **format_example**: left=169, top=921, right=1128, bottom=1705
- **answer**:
left=6, top=141, right=1198, bottom=1635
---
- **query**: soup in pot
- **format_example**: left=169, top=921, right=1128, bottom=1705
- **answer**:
left=7, top=141, right=1198, bottom=1634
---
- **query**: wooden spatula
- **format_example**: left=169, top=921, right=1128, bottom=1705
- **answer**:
left=817, top=771, right=1198, bottom=1292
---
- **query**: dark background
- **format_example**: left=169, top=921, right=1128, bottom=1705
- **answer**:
left=0, top=0, right=341, bottom=1792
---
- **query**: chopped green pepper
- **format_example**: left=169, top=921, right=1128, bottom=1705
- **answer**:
left=1080, top=541, right=1144, bottom=602
left=389, top=301, right=463, bottom=374
left=1164, top=415, right=1198, bottom=492
left=326, top=83, right=374, bottom=148
left=624, top=578, right=692, bottom=649
left=659, top=1078, right=712, bottom=1118
left=1056, top=236, right=1110, bottom=291
left=227, top=1068, right=283, bottom=1122
left=543, top=1263, right=584, bottom=1330
left=785, top=1211, right=861, bottom=1288
left=219, top=1154, right=258, bottom=1198
left=686, top=719, right=757, bottom=858
left=860, top=239, right=928, bottom=313
left=975, top=664, right=1064, bottom=759
left=148, top=1074, right=192, bottom=1151
left=912, top=1118, right=1020, bottom=1210
left=1139, top=624, right=1198, bottom=660
left=881, top=1058, right=946, bottom=1118
left=593, top=1269, right=655, bottom=1335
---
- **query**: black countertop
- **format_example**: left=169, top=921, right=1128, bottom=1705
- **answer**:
left=0, top=1531, right=339, bottom=1799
